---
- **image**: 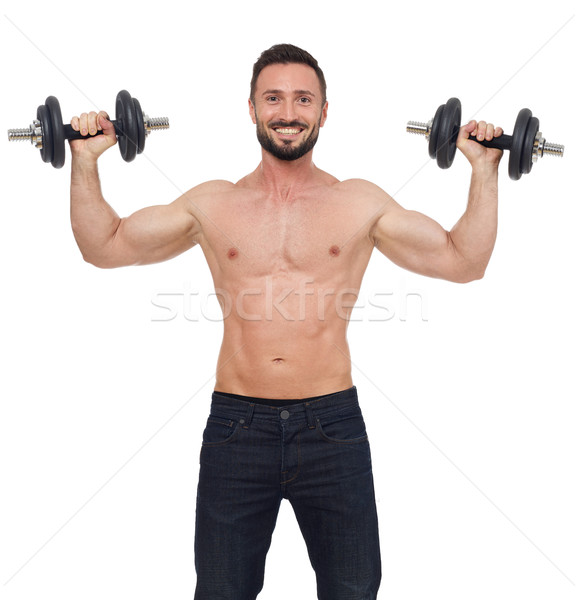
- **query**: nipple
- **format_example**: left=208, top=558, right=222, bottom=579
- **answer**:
left=329, top=245, right=341, bottom=257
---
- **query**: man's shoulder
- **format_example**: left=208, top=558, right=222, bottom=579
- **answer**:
left=335, top=177, right=387, bottom=194
left=332, top=178, right=394, bottom=206
left=187, top=175, right=264, bottom=197
left=187, top=179, right=238, bottom=196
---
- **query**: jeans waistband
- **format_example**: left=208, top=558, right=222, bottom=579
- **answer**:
left=210, top=386, right=359, bottom=429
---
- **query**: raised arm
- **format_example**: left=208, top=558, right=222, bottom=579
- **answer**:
left=69, top=111, right=201, bottom=268
left=371, top=120, right=503, bottom=283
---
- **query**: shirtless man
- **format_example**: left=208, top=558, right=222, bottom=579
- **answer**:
left=69, top=44, right=502, bottom=600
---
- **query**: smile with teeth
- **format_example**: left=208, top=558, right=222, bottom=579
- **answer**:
left=274, top=127, right=303, bottom=135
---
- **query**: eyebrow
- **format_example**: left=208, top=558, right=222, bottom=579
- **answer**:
left=261, top=89, right=317, bottom=97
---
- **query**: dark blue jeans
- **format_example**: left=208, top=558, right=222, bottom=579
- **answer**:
left=194, top=386, right=381, bottom=599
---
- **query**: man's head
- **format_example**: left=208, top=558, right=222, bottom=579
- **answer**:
left=249, top=44, right=328, bottom=161
left=250, top=44, right=327, bottom=106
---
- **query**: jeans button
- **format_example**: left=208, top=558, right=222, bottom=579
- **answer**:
left=280, top=410, right=290, bottom=420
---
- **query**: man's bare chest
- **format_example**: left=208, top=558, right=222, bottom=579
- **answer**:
left=200, top=195, right=372, bottom=277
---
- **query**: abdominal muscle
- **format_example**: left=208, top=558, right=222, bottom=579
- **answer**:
left=213, top=280, right=355, bottom=399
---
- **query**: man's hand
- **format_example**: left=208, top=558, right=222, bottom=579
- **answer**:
left=69, top=111, right=117, bottom=162
left=457, top=120, right=504, bottom=170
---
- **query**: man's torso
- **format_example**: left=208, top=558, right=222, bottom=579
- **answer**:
left=187, top=171, right=386, bottom=398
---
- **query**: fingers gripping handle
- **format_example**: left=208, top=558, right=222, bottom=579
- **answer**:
left=64, top=122, right=121, bottom=141
left=64, top=117, right=170, bottom=142
left=467, top=133, right=513, bottom=151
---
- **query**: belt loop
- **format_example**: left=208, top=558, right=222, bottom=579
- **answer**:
left=305, top=402, right=316, bottom=429
left=242, top=403, right=255, bottom=429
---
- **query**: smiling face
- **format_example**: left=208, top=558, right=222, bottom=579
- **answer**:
left=249, top=63, right=328, bottom=161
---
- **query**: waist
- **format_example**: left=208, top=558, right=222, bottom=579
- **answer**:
left=210, top=386, right=359, bottom=422
left=215, top=334, right=352, bottom=399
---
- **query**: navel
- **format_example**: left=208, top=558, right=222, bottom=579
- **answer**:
left=329, top=245, right=341, bottom=257
left=227, top=247, right=239, bottom=259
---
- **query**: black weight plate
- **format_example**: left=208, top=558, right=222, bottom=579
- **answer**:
left=521, top=116, right=539, bottom=175
left=508, top=108, right=532, bottom=181
left=115, top=90, right=138, bottom=162
left=37, top=104, right=53, bottom=165
left=45, top=96, right=65, bottom=168
left=428, top=104, right=444, bottom=160
left=132, top=97, right=146, bottom=154
left=436, top=97, right=461, bottom=169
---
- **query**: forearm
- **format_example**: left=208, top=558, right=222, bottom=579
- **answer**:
left=70, top=155, right=121, bottom=265
left=449, top=163, right=499, bottom=279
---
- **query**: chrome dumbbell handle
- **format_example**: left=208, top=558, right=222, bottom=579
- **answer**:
left=8, top=121, right=44, bottom=147
left=8, top=116, right=170, bottom=144
left=407, top=119, right=564, bottom=161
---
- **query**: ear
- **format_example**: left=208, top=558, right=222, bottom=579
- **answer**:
left=249, top=99, right=257, bottom=124
left=319, top=101, right=329, bottom=128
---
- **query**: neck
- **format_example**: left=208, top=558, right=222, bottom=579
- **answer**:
left=254, top=149, right=318, bottom=199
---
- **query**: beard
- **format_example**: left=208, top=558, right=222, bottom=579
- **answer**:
left=255, top=117, right=321, bottom=161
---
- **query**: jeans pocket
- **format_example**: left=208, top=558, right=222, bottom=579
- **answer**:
left=202, top=415, right=240, bottom=446
left=316, top=408, right=369, bottom=445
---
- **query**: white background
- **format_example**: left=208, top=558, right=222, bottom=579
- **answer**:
left=1, top=0, right=577, bottom=598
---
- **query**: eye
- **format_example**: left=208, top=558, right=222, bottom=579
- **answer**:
left=266, top=96, right=279, bottom=103
left=298, top=97, right=311, bottom=104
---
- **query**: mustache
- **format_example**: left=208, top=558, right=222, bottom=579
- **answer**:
left=268, top=120, right=309, bottom=129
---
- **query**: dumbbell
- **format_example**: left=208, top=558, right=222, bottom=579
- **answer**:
left=7, top=90, right=169, bottom=169
left=407, top=97, right=564, bottom=180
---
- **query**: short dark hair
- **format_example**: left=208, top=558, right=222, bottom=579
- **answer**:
left=250, top=43, right=327, bottom=105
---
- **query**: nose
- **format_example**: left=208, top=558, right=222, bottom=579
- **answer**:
left=279, top=100, right=298, bottom=123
